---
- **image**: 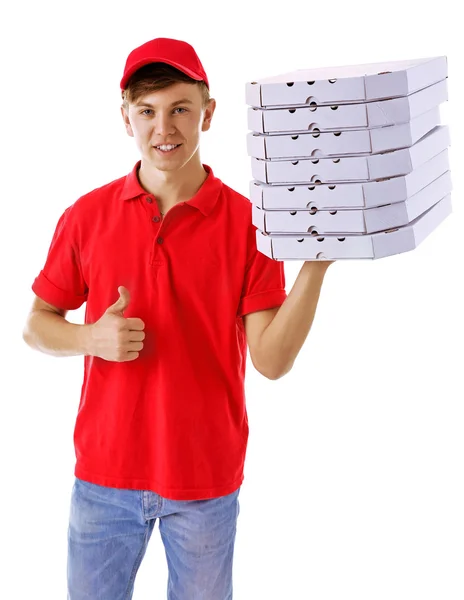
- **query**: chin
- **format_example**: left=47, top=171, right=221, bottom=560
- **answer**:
left=154, top=163, right=180, bottom=172
left=153, top=158, right=185, bottom=172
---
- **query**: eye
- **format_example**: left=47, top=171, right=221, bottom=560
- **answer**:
left=140, top=107, right=187, bottom=116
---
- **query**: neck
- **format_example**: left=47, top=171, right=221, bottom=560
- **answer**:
left=137, top=151, right=208, bottom=210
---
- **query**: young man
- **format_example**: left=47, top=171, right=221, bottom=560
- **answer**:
left=23, top=37, right=332, bottom=599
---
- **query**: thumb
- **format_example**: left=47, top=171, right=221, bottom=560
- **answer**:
left=106, top=286, right=130, bottom=315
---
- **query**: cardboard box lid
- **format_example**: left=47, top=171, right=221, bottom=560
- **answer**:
left=246, top=56, right=447, bottom=108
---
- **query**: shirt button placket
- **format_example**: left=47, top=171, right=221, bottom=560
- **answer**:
left=147, top=193, right=162, bottom=223
left=146, top=196, right=164, bottom=267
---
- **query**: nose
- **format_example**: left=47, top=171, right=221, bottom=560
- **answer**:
left=154, top=111, right=175, bottom=136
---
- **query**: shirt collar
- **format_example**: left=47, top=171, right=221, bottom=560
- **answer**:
left=120, top=160, right=222, bottom=217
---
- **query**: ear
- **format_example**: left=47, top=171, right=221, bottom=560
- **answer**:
left=121, top=105, right=134, bottom=138
left=201, top=98, right=216, bottom=132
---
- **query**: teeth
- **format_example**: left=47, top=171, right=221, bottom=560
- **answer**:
left=156, top=144, right=178, bottom=151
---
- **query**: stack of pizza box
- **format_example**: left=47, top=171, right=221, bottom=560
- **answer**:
left=245, top=57, right=452, bottom=260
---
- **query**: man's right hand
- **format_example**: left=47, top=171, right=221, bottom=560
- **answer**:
left=89, top=286, right=145, bottom=362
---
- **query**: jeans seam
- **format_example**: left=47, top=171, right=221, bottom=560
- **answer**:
left=124, top=524, right=151, bottom=600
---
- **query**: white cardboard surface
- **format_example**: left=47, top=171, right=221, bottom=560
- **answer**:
left=246, top=57, right=447, bottom=107
left=255, top=194, right=452, bottom=260
left=252, top=171, right=452, bottom=234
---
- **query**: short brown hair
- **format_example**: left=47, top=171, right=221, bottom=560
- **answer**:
left=121, top=63, right=210, bottom=112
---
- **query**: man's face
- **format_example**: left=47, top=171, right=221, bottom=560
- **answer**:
left=121, top=82, right=215, bottom=173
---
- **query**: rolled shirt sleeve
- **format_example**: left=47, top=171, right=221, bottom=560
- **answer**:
left=32, top=206, right=88, bottom=310
left=237, top=222, right=287, bottom=317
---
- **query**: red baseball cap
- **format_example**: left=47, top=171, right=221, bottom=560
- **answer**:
left=120, top=37, right=209, bottom=90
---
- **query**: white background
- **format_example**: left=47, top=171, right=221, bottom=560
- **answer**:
left=2, top=0, right=463, bottom=598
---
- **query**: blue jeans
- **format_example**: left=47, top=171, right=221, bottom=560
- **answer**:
left=67, top=477, right=241, bottom=599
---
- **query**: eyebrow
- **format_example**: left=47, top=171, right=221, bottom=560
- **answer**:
left=135, top=98, right=194, bottom=108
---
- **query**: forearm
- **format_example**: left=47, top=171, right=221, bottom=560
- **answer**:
left=23, top=310, right=93, bottom=358
left=258, top=261, right=331, bottom=378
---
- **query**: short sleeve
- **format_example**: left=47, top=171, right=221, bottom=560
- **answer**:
left=31, top=206, right=88, bottom=310
left=237, top=223, right=287, bottom=317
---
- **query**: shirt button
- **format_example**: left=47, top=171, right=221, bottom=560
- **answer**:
left=146, top=196, right=153, bottom=203
left=153, top=216, right=161, bottom=222
left=157, top=237, right=164, bottom=244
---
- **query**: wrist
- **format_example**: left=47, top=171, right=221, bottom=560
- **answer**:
left=80, top=323, right=95, bottom=357
left=301, top=259, right=333, bottom=275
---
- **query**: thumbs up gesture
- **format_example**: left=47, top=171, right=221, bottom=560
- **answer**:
left=88, top=286, right=145, bottom=362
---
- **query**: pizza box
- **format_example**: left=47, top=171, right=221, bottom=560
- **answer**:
left=252, top=170, right=452, bottom=234
left=249, top=149, right=450, bottom=210
left=247, top=78, right=447, bottom=133
left=247, top=105, right=440, bottom=159
left=255, top=194, right=452, bottom=260
left=250, top=125, right=449, bottom=184
left=246, top=56, right=447, bottom=108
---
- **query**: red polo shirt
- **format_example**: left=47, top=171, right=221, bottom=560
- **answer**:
left=32, top=162, right=287, bottom=500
